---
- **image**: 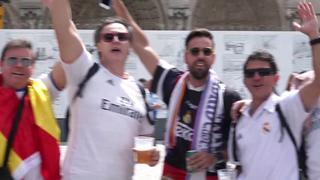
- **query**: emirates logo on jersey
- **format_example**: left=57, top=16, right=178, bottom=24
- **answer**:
left=118, top=97, right=133, bottom=107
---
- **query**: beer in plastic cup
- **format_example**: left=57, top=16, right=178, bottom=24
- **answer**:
left=133, top=136, right=155, bottom=164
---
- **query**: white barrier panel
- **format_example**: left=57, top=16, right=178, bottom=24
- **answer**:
left=0, top=30, right=311, bottom=118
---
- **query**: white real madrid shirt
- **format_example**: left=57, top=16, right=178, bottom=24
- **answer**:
left=235, top=91, right=308, bottom=180
left=61, top=50, right=154, bottom=180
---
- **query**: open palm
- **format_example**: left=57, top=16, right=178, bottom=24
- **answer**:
left=293, top=2, right=319, bottom=37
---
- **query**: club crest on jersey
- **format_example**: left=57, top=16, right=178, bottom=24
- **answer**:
left=262, top=122, right=271, bottom=134
left=183, top=111, right=192, bottom=124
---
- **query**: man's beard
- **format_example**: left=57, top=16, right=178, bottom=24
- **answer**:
left=189, top=65, right=210, bottom=80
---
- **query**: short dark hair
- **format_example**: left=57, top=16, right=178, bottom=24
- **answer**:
left=185, top=28, right=214, bottom=48
left=94, top=17, right=132, bottom=45
left=1, top=39, right=33, bottom=61
left=243, top=50, right=278, bottom=73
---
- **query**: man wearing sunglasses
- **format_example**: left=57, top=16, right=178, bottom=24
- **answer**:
left=42, top=0, right=158, bottom=179
left=0, top=39, right=64, bottom=179
left=113, top=0, right=241, bottom=179
left=229, top=2, right=320, bottom=180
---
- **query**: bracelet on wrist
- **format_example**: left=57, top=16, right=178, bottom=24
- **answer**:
left=310, top=37, right=320, bottom=46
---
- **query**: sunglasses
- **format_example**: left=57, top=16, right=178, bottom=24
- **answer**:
left=4, top=57, right=34, bottom=67
left=244, top=68, right=275, bottom=78
left=101, top=33, right=130, bottom=42
left=189, top=47, right=214, bottom=56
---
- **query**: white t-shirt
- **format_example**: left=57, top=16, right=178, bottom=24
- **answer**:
left=39, top=73, right=61, bottom=101
left=273, top=91, right=320, bottom=180
left=234, top=92, right=308, bottom=180
left=61, top=50, right=154, bottom=180
left=306, top=101, right=320, bottom=180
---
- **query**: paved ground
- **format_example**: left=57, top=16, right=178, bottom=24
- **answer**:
left=60, top=143, right=166, bottom=180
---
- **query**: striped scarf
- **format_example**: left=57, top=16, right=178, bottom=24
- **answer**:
left=165, top=71, right=225, bottom=152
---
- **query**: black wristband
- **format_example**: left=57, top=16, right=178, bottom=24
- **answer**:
left=310, top=37, right=320, bottom=46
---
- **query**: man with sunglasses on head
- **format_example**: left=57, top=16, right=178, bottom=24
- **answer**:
left=42, top=0, right=158, bottom=179
left=113, top=0, right=241, bottom=179
left=229, top=2, right=320, bottom=180
left=0, top=39, right=64, bottom=179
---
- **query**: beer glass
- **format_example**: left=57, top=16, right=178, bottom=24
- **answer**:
left=133, top=136, right=155, bottom=164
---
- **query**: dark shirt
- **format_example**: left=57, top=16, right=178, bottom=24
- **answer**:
left=151, top=65, right=241, bottom=175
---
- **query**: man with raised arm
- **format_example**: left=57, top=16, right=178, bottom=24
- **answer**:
left=113, top=1, right=241, bottom=179
left=228, top=2, right=320, bottom=180
left=42, top=0, right=158, bottom=179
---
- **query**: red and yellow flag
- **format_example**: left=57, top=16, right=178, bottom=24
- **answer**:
left=0, top=77, right=61, bottom=180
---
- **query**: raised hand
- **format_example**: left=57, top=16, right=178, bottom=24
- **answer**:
left=292, top=2, right=319, bottom=38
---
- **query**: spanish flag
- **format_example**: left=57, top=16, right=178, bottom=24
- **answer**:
left=0, top=78, right=61, bottom=180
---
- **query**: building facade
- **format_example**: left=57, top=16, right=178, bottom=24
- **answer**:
left=2, top=0, right=320, bottom=30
